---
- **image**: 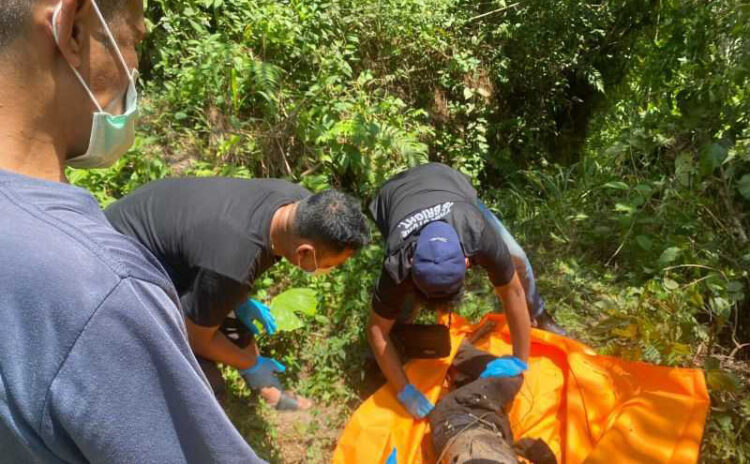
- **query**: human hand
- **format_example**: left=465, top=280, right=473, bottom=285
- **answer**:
left=236, top=299, right=277, bottom=336
left=397, top=384, right=434, bottom=419
left=385, top=447, right=398, bottom=464
left=479, top=356, right=528, bottom=379
left=240, top=356, right=285, bottom=389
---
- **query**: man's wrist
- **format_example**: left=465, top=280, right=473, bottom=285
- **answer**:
left=397, top=383, right=416, bottom=399
left=397, top=383, right=409, bottom=395
left=240, top=363, right=258, bottom=375
left=395, top=376, right=410, bottom=394
left=238, top=356, right=259, bottom=374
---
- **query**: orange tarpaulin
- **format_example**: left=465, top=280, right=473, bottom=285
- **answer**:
left=333, top=314, right=709, bottom=464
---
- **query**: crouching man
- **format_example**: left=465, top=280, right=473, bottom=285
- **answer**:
left=107, top=177, right=369, bottom=411
left=367, top=163, right=563, bottom=419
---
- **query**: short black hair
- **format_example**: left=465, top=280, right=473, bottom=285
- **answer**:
left=0, top=0, right=126, bottom=51
left=417, top=286, right=466, bottom=313
left=294, top=190, right=370, bottom=254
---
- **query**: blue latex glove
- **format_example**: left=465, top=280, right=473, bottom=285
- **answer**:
left=397, top=384, right=434, bottom=419
left=236, top=299, right=277, bottom=336
left=385, top=447, right=397, bottom=464
left=239, top=356, right=285, bottom=390
left=480, top=356, right=528, bottom=379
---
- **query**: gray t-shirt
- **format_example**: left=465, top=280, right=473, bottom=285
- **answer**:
left=0, top=169, right=266, bottom=464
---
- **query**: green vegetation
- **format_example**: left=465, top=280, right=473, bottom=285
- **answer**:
left=72, top=0, right=750, bottom=461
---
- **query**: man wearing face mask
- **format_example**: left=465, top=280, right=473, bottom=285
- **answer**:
left=105, top=177, right=370, bottom=411
left=0, top=0, right=268, bottom=462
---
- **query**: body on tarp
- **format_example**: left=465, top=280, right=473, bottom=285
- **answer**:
left=333, top=314, right=710, bottom=464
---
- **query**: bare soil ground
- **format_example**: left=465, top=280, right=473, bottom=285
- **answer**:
left=221, top=369, right=349, bottom=464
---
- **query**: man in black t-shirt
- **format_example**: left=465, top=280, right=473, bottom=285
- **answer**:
left=106, top=177, right=369, bottom=411
left=367, top=163, right=563, bottom=419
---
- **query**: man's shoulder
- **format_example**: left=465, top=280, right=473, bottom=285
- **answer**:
left=0, top=184, right=180, bottom=434
left=385, top=162, right=469, bottom=184
left=109, top=176, right=309, bottom=219
left=0, top=181, right=174, bottom=294
left=239, top=177, right=311, bottom=200
left=129, top=176, right=309, bottom=194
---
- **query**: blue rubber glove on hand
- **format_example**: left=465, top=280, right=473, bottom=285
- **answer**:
left=480, top=356, right=528, bottom=379
left=240, top=357, right=285, bottom=390
left=236, top=299, right=277, bottom=336
left=397, top=384, right=434, bottom=419
left=385, top=447, right=398, bottom=464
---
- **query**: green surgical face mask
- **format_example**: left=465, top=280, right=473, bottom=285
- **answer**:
left=52, top=1, right=139, bottom=169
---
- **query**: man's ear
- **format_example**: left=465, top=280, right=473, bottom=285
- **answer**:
left=296, top=243, right=314, bottom=258
left=50, top=0, right=91, bottom=68
left=295, top=243, right=316, bottom=267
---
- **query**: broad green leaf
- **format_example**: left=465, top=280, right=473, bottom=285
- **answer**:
left=272, top=309, right=303, bottom=332
left=707, top=369, right=741, bottom=393
left=569, top=213, right=588, bottom=222
left=604, top=181, right=629, bottom=190
left=659, top=247, right=681, bottom=266
left=314, top=315, right=330, bottom=324
left=634, top=184, right=654, bottom=197
left=614, top=203, right=635, bottom=214
left=699, top=143, right=727, bottom=176
left=737, top=174, right=750, bottom=200
left=272, top=288, right=318, bottom=316
left=270, top=288, right=318, bottom=332
left=635, top=235, right=653, bottom=251
left=742, top=398, right=750, bottom=417
left=663, top=277, right=679, bottom=291
left=669, top=343, right=691, bottom=357
left=715, top=413, right=734, bottom=434
left=549, top=232, right=568, bottom=243
left=709, top=296, right=732, bottom=319
left=727, top=281, right=744, bottom=293
left=705, top=357, right=721, bottom=371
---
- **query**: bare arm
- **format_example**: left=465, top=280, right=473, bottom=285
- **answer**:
left=494, top=272, right=531, bottom=362
left=185, top=319, right=258, bottom=370
left=366, top=311, right=410, bottom=392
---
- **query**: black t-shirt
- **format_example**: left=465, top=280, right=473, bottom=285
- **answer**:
left=369, top=163, right=515, bottom=319
left=106, top=177, right=310, bottom=327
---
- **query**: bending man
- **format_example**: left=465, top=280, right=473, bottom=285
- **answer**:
left=106, top=177, right=369, bottom=410
left=367, top=163, right=563, bottom=419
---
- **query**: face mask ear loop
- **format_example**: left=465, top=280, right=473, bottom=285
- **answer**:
left=52, top=3, right=104, bottom=112
left=89, top=0, right=135, bottom=86
left=69, top=67, right=105, bottom=112
left=297, top=250, right=312, bottom=273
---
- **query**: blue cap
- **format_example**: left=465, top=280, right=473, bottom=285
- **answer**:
left=412, top=221, right=466, bottom=298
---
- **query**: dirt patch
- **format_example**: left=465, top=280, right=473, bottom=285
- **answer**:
left=222, top=368, right=349, bottom=464
left=267, top=403, right=345, bottom=464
